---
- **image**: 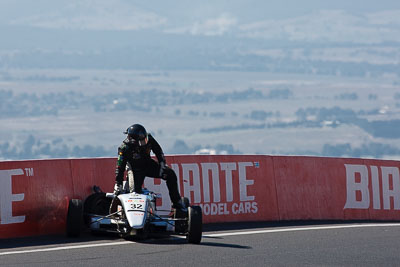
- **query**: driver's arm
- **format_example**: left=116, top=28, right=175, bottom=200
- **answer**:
left=115, top=144, right=127, bottom=185
left=148, top=134, right=165, bottom=163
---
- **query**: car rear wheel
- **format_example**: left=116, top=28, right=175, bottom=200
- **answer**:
left=187, top=206, right=202, bottom=244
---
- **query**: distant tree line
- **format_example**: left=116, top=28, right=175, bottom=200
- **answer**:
left=0, top=135, right=243, bottom=160
left=0, top=135, right=111, bottom=160
left=0, top=90, right=83, bottom=118
left=1, top=47, right=399, bottom=78
left=0, top=88, right=291, bottom=118
left=321, top=142, right=400, bottom=158
left=201, top=106, right=400, bottom=140
left=1, top=134, right=399, bottom=160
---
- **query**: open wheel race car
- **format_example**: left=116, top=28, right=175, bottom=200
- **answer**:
left=66, top=185, right=203, bottom=244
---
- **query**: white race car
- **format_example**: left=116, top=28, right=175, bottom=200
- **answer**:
left=66, top=185, right=202, bottom=244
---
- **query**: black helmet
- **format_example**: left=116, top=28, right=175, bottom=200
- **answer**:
left=124, top=124, right=148, bottom=146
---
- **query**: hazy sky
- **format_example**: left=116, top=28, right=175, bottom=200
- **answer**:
left=1, top=0, right=400, bottom=26
left=1, top=1, right=400, bottom=48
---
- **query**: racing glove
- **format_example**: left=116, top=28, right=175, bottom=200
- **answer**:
left=114, top=183, right=122, bottom=195
left=159, top=161, right=167, bottom=179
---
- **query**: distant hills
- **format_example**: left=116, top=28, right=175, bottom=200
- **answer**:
left=0, top=1, right=399, bottom=72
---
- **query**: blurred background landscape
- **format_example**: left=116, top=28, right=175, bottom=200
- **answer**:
left=0, top=0, right=399, bottom=160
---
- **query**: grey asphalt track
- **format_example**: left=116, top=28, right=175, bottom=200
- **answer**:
left=1, top=221, right=400, bottom=266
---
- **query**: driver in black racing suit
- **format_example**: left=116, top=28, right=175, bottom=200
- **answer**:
left=114, top=124, right=186, bottom=211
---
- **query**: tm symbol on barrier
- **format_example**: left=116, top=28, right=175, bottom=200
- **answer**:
left=25, top=168, right=34, bottom=176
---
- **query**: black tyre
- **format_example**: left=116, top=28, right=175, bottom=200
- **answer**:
left=187, top=206, right=202, bottom=244
left=84, top=193, right=112, bottom=215
left=66, top=199, right=83, bottom=237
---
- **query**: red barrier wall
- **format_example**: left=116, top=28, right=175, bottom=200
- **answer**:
left=0, top=160, right=73, bottom=239
left=1, top=155, right=400, bottom=239
left=166, top=155, right=279, bottom=223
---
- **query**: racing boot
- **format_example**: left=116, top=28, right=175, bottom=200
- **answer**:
left=172, top=198, right=188, bottom=213
left=173, top=198, right=188, bottom=234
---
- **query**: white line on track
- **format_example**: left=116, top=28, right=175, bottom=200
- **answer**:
left=2, top=223, right=400, bottom=256
left=0, top=241, right=133, bottom=256
left=203, top=223, right=400, bottom=237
